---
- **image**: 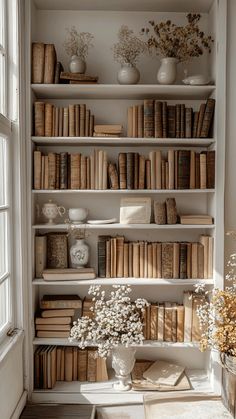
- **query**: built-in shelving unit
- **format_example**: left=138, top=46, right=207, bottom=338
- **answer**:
left=26, top=0, right=226, bottom=404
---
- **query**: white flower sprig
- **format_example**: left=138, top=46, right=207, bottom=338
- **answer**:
left=69, top=285, right=149, bottom=358
left=112, top=25, right=147, bottom=66
left=64, top=26, right=94, bottom=60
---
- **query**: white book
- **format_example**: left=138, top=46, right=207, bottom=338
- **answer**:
left=143, top=360, right=185, bottom=386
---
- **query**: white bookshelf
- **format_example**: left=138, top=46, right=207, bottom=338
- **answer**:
left=25, top=0, right=226, bottom=404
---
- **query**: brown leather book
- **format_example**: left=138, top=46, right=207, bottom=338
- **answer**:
left=133, top=242, right=140, bottom=278
left=155, top=101, right=163, bottom=138
left=75, top=104, right=80, bottom=136
left=70, top=153, right=81, bottom=189
left=147, top=243, right=153, bottom=278
left=63, top=107, right=69, bottom=137
left=34, top=150, right=42, bottom=189
left=48, top=152, right=56, bottom=189
left=192, top=111, right=199, bottom=138
left=171, top=303, right=177, bottom=342
left=155, top=150, right=162, bottom=189
left=152, top=243, right=157, bottom=278
left=32, top=42, right=45, bottom=84
left=96, top=357, right=108, bottom=382
left=118, top=153, right=127, bottom=189
left=207, top=150, right=215, bottom=188
left=164, top=305, right=172, bottom=342
left=56, top=347, right=61, bottom=381
left=166, top=198, right=177, bottom=224
left=180, top=104, right=185, bottom=138
left=173, top=242, right=180, bottom=279
left=156, top=243, right=162, bottom=278
left=41, top=309, right=75, bottom=318
left=198, top=243, right=204, bottom=279
left=43, top=44, right=57, bottom=84
left=127, top=106, right=133, bottom=137
left=162, top=101, right=167, bottom=138
left=150, top=304, right=158, bottom=340
left=87, top=348, right=97, bottom=382
left=60, top=347, right=65, bottom=381
left=196, top=103, right=206, bottom=137
left=116, top=236, right=124, bottom=278
left=149, top=151, right=156, bottom=190
left=123, top=242, right=129, bottom=278
left=59, top=107, right=63, bottom=136
left=55, top=153, right=60, bottom=189
left=45, top=103, right=54, bottom=137
left=36, top=331, right=70, bottom=338
left=54, top=107, right=59, bottom=136
left=78, top=349, right=87, bottom=381
left=60, top=72, right=98, bottom=82
left=161, top=160, right=166, bottom=189
left=177, top=150, right=190, bottom=189
left=168, top=149, right=175, bottom=189
left=190, top=150, right=196, bottom=189
left=85, top=109, right=90, bottom=137
left=177, top=305, right=185, bottom=342
left=46, top=232, right=68, bottom=269
left=132, top=105, right=138, bottom=137
left=35, top=235, right=47, bottom=278
left=144, top=242, right=148, bottom=278
left=35, top=324, right=71, bottom=331
left=195, top=152, right=200, bottom=189
left=127, top=153, right=134, bottom=189
left=144, top=99, right=154, bottom=137
left=111, top=238, right=117, bottom=277
left=200, top=152, right=207, bottom=189
left=64, top=347, right=73, bottom=382
left=161, top=243, right=173, bottom=278
left=69, top=104, right=75, bottom=137
left=128, top=242, right=133, bottom=277
left=165, top=162, right=169, bottom=189
left=179, top=243, right=187, bottom=279
left=145, top=159, right=151, bottom=189
left=35, top=316, right=72, bottom=325
left=60, top=152, right=68, bottom=189
left=73, top=347, right=78, bottom=381
left=176, top=104, right=181, bottom=138
left=185, top=107, right=193, bottom=138
left=34, top=102, right=45, bottom=136
left=167, top=105, right=176, bottom=138
left=134, top=152, right=139, bottom=189
left=191, top=242, right=198, bottom=279
left=139, top=155, right=145, bottom=189
left=79, top=104, right=86, bottom=136
left=139, top=241, right=145, bottom=278
left=108, top=163, right=119, bottom=189
left=138, top=104, right=144, bottom=138
left=54, top=62, right=63, bottom=84
left=200, top=99, right=215, bottom=138
left=104, top=239, right=110, bottom=278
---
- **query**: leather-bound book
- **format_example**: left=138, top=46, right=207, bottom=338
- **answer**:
left=200, top=98, right=215, bottom=138
left=192, top=111, right=199, bottom=138
left=75, top=104, right=80, bottom=136
left=79, top=104, right=86, bottom=136
left=161, top=243, right=173, bottom=278
left=123, top=242, right=129, bottom=278
left=70, top=153, right=81, bottom=189
left=166, top=198, right=177, bottom=224
left=63, top=107, right=69, bottom=137
left=127, top=106, right=133, bottom=137
left=43, top=44, right=57, bottom=84
left=191, top=242, right=198, bottom=279
left=118, top=153, right=127, bottom=189
left=127, top=152, right=134, bottom=189
left=34, top=102, right=45, bottom=136
left=132, top=105, right=138, bottom=137
left=171, top=303, right=177, bottom=342
left=190, top=150, right=196, bottom=189
left=116, top=236, right=124, bottom=278
left=54, top=61, right=63, bottom=84
left=162, top=101, right=167, bottom=137
left=73, top=347, right=78, bottom=381
left=200, top=152, right=207, bottom=189
left=128, top=242, right=133, bottom=277
left=183, top=291, right=193, bottom=342
left=164, top=305, right=172, bottom=341
left=155, top=150, right=162, bottom=189
left=168, top=149, right=175, bottom=189
left=199, top=235, right=209, bottom=279
left=207, top=150, right=215, bottom=188
left=138, top=104, right=144, bottom=138
left=34, top=150, right=42, bottom=189
left=145, top=159, right=151, bottom=189
left=157, top=303, right=164, bottom=341
left=155, top=101, right=163, bottom=138
left=176, top=104, right=181, bottom=138
left=55, top=154, right=60, bottom=189
left=35, top=235, right=47, bottom=277
left=32, top=42, right=45, bottom=84
left=187, top=243, right=192, bottom=279
left=108, top=163, right=119, bottom=189
left=195, top=152, right=200, bottom=189
left=196, top=103, right=206, bottom=137
left=167, top=105, right=176, bottom=138
left=149, top=151, right=156, bottom=190
left=78, top=349, right=87, bottom=381
left=98, top=150, right=104, bottom=190
left=111, top=238, right=117, bottom=277
left=139, top=155, right=145, bottom=189
left=89, top=114, right=94, bottom=137
left=54, top=107, right=59, bottom=137
left=179, top=243, right=187, bottom=279
left=177, top=150, right=190, bottom=189
left=180, top=104, right=185, bottom=138
left=161, top=160, right=165, bottom=189
left=85, top=109, right=90, bottom=137
left=87, top=348, right=97, bottom=382
left=150, top=304, right=158, bottom=340
left=86, top=156, right=90, bottom=189
left=198, top=243, right=204, bottom=279
left=69, top=104, right=75, bottom=137
left=185, top=107, right=193, bottom=138
left=46, top=233, right=68, bottom=269
left=177, top=305, right=184, bottom=342
left=173, top=242, right=180, bottom=279
left=48, top=152, right=56, bottom=189
left=133, top=242, right=140, bottom=278
left=44, top=156, right=49, bottom=189
left=156, top=243, right=162, bottom=278
left=105, top=239, right=111, bottom=278
left=144, top=99, right=154, bottom=137
left=80, top=155, right=87, bottom=189
left=45, top=103, right=54, bottom=137
left=59, top=107, right=63, bottom=137
left=65, top=347, right=73, bottom=382
left=147, top=243, right=153, bottom=278
left=154, top=201, right=166, bottom=225
left=152, top=243, right=157, bottom=278
left=139, top=241, right=144, bottom=278
left=134, top=152, right=139, bottom=189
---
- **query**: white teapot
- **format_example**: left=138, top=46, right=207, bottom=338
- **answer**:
left=41, top=200, right=66, bottom=224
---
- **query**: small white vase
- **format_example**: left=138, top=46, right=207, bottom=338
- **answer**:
left=117, top=64, right=140, bottom=85
left=69, top=55, right=86, bottom=74
left=70, top=239, right=89, bottom=268
left=112, top=346, right=136, bottom=391
left=157, top=57, right=178, bottom=85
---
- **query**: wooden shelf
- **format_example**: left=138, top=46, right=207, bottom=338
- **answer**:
left=32, top=189, right=215, bottom=194
left=32, top=136, right=215, bottom=147
left=31, top=84, right=215, bottom=100
left=33, top=278, right=214, bottom=286
left=33, top=223, right=215, bottom=230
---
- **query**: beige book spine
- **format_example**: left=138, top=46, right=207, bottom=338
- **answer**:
left=187, top=243, right=192, bottom=279
left=198, top=243, right=204, bottom=279
left=157, top=305, right=164, bottom=341
left=86, top=157, right=90, bottom=189
left=149, top=151, right=156, bottom=190
left=123, top=243, right=129, bottom=278
left=161, top=160, right=165, bottom=189
left=165, top=161, right=169, bottom=189
left=75, top=104, right=80, bottom=136
left=73, top=347, right=78, bottom=381
left=173, top=242, right=180, bottom=279
left=32, top=42, right=45, bottom=84
left=155, top=150, right=162, bottom=189
left=90, top=154, right=95, bottom=190
left=63, top=107, right=69, bottom=137
left=153, top=242, right=158, bottom=277
left=34, top=150, right=42, bottom=189
left=132, top=105, right=138, bottom=138
left=41, top=155, right=45, bottom=191
left=105, top=240, right=111, bottom=278
left=208, top=236, right=214, bottom=278
left=96, top=357, right=108, bottom=382
left=137, top=104, right=144, bottom=138
left=44, top=156, right=49, bottom=189
left=150, top=304, right=158, bottom=340
left=144, top=242, right=148, bottom=278
left=116, top=236, right=124, bottom=278
left=171, top=304, right=177, bottom=342
left=200, top=153, right=207, bottom=189
left=79, top=104, right=86, bottom=136
left=34, top=101, right=45, bottom=136
left=59, top=107, right=63, bottom=137
left=164, top=307, right=172, bottom=342
left=133, top=242, right=140, bottom=278
left=54, top=107, right=59, bottom=137
left=111, top=238, right=117, bottom=278
left=156, top=243, right=162, bottom=278
left=89, top=114, right=94, bottom=137
left=95, top=149, right=99, bottom=190
left=199, top=235, right=209, bottom=278
left=80, top=155, right=87, bottom=189
left=69, top=104, right=75, bottom=137
left=78, top=349, right=87, bottom=382
left=35, top=235, right=47, bottom=278
left=183, top=291, right=193, bottom=342
left=139, top=155, right=145, bottom=189
left=102, top=151, right=107, bottom=190
left=56, top=347, right=61, bottom=381
left=145, top=159, right=151, bottom=190
left=98, top=150, right=104, bottom=190
left=87, top=349, right=97, bottom=382
left=139, top=241, right=144, bottom=278
left=60, top=347, right=65, bottom=381
left=191, top=243, right=199, bottom=279
left=45, top=103, right=54, bottom=137
left=147, top=244, right=153, bottom=278
left=177, top=305, right=184, bottom=342
left=127, top=106, right=133, bottom=137
left=190, top=150, right=196, bottom=189
left=85, top=109, right=90, bottom=137
left=168, top=149, right=175, bottom=190
left=128, top=243, right=133, bottom=277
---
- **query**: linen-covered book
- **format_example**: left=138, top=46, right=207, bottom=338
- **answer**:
left=143, top=360, right=185, bottom=386
left=120, top=197, right=151, bottom=224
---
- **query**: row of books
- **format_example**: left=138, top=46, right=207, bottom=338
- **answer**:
left=32, top=43, right=62, bottom=84
left=35, top=234, right=69, bottom=278
left=34, top=346, right=108, bottom=389
left=98, top=235, right=213, bottom=279
left=128, top=99, right=215, bottom=139
left=143, top=292, right=206, bottom=343
left=33, top=149, right=215, bottom=190
left=34, top=102, right=95, bottom=137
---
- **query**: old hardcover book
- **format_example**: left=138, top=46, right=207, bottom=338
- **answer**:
left=196, top=103, right=206, bottom=137
left=134, top=152, right=139, bottom=189
left=34, top=102, right=45, bottom=136
left=102, top=151, right=107, bottom=190
left=82, top=298, right=95, bottom=318
left=191, top=242, right=198, bottom=279
left=63, top=107, right=69, bottom=137
left=138, top=241, right=144, bottom=278
left=193, top=111, right=199, bottom=138
left=200, top=98, right=215, bottom=138
left=177, top=150, right=190, bottom=189
left=35, top=235, right=47, bottom=278
left=177, top=305, right=184, bottom=342
left=56, top=347, right=61, bottom=381
left=155, top=150, right=162, bottom=190
left=72, top=347, right=78, bottom=381
left=180, top=214, right=213, bottom=225
left=161, top=160, right=165, bottom=189
left=179, top=243, right=187, bottom=279
left=165, top=162, right=169, bottom=189
left=147, top=243, right=153, bottom=278
left=68, top=104, right=75, bottom=137
left=60, top=72, right=98, bottom=82
left=200, top=152, right=207, bottom=189
left=40, top=294, right=81, bottom=310
left=155, top=101, right=163, bottom=138
left=198, top=243, right=204, bottom=279
left=131, top=359, right=154, bottom=381
left=132, top=105, right=138, bottom=137
left=173, top=243, right=180, bottom=279
left=145, top=160, right=151, bottom=189
left=185, top=107, right=193, bottom=138
left=186, top=243, right=191, bottom=279
left=64, top=347, right=73, bottom=382
left=54, top=106, right=59, bottom=136
left=55, top=153, right=60, bottom=189
left=79, top=104, right=86, bottom=137
left=143, top=360, right=185, bottom=386
left=118, top=153, right=127, bottom=189
left=41, top=309, right=75, bottom=318
left=94, top=124, right=122, bottom=134
left=190, top=150, right=196, bottom=189
left=116, top=236, right=124, bottom=278
left=60, top=152, right=68, bottom=189
left=48, top=152, right=56, bottom=189
left=108, top=163, right=119, bottom=189
left=43, top=44, right=56, bottom=84
left=106, top=240, right=111, bottom=278
left=34, top=150, right=42, bottom=190
left=199, top=235, right=209, bottom=278
left=54, top=61, right=63, bottom=84
left=96, top=357, right=108, bottom=382
left=183, top=291, right=193, bottom=342
left=157, top=304, right=164, bottom=341
left=37, top=331, right=70, bottom=338
left=75, top=104, right=80, bottom=136
left=180, top=104, right=185, bottom=138
left=144, top=242, right=148, bottom=278
left=70, top=153, right=81, bottom=189
left=80, top=155, right=87, bottom=189
left=44, top=156, right=49, bottom=189
left=167, top=105, right=176, bottom=138
left=176, top=104, right=181, bottom=138
left=195, top=152, right=200, bottom=189
left=139, top=155, right=145, bottom=189
left=41, top=156, right=45, bottom=189
left=192, top=294, right=206, bottom=341
left=166, top=198, right=177, bottom=224
left=42, top=268, right=96, bottom=280
left=150, top=304, right=158, bottom=340
left=127, top=152, right=134, bottom=190
left=162, top=101, right=167, bottom=138
left=78, top=349, right=88, bottom=381
left=98, top=235, right=110, bottom=278
left=89, top=114, right=94, bottom=137
left=32, top=42, right=45, bottom=84
left=36, top=324, right=71, bottom=331
left=87, top=348, right=97, bottom=382
left=171, top=303, right=177, bottom=342
left=44, top=103, right=53, bottom=137
left=127, top=106, right=133, bottom=137
left=133, top=242, right=140, bottom=278
left=111, top=238, right=117, bottom=277
left=156, top=243, right=162, bottom=278
left=35, top=316, right=72, bottom=325
left=149, top=151, right=156, bottom=190
left=164, top=306, right=172, bottom=342
left=47, top=233, right=68, bottom=269
left=168, top=150, right=175, bottom=189
left=207, top=150, right=215, bottom=188
left=85, top=109, right=90, bottom=137
left=123, top=242, right=129, bottom=278
left=128, top=243, right=133, bottom=277
left=60, top=347, right=65, bottom=381
left=161, top=243, right=173, bottom=278
left=208, top=236, right=214, bottom=278
left=59, top=107, right=63, bottom=136
left=144, top=99, right=154, bottom=137
left=152, top=243, right=157, bottom=278
left=138, top=104, right=144, bottom=138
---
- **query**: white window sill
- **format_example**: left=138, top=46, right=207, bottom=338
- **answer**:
left=0, top=329, right=24, bottom=366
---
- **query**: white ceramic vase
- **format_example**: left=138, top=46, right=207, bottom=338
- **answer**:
left=220, top=353, right=236, bottom=375
left=157, top=57, right=178, bottom=85
left=41, top=200, right=65, bottom=225
left=70, top=239, right=89, bottom=268
left=69, top=55, right=86, bottom=74
left=111, top=346, right=136, bottom=391
left=117, top=64, right=140, bottom=85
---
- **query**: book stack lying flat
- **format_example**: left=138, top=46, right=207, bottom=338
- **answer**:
left=42, top=268, right=96, bottom=281
left=32, top=42, right=62, bottom=84
left=60, top=72, right=98, bottom=84
left=128, top=98, right=215, bottom=139
left=131, top=359, right=191, bottom=391
left=180, top=214, right=213, bottom=225
left=142, top=292, right=206, bottom=343
left=93, top=124, right=123, bottom=138
left=36, top=295, right=82, bottom=338
left=34, top=346, right=108, bottom=389
left=97, top=234, right=214, bottom=279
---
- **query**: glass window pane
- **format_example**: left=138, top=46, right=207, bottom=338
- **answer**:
left=0, top=137, right=6, bottom=206
left=0, top=53, right=6, bottom=115
left=0, top=211, right=8, bottom=277
left=0, top=277, right=10, bottom=331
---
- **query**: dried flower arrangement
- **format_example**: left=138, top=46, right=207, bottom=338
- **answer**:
left=64, top=26, right=94, bottom=60
left=112, top=25, right=147, bottom=66
left=69, top=285, right=149, bottom=357
left=141, top=14, right=213, bottom=62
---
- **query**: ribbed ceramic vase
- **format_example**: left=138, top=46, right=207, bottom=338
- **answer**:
left=111, top=346, right=136, bottom=391
left=157, top=57, right=178, bottom=85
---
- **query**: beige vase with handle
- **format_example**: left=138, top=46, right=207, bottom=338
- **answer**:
left=157, top=57, right=178, bottom=85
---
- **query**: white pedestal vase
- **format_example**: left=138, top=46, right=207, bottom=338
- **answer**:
left=117, top=64, right=140, bottom=85
left=70, top=239, right=89, bottom=268
left=69, top=55, right=86, bottom=74
left=157, top=57, right=178, bottom=85
left=111, top=346, right=136, bottom=391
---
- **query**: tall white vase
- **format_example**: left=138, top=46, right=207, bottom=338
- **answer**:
left=70, top=239, right=89, bottom=267
left=157, top=57, right=178, bottom=85
left=111, top=346, right=136, bottom=391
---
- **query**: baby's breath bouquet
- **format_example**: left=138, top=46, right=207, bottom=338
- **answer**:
left=112, top=25, right=147, bottom=66
left=141, top=13, right=213, bottom=62
left=69, top=285, right=149, bottom=358
left=64, top=26, right=94, bottom=60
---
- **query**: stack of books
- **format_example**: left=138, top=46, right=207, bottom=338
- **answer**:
left=143, top=291, right=206, bottom=342
left=34, top=102, right=95, bottom=137
left=93, top=124, right=123, bottom=137
left=32, top=42, right=62, bottom=84
left=34, top=346, right=108, bottom=389
left=97, top=235, right=214, bottom=279
left=60, top=72, right=98, bottom=84
left=127, top=98, right=215, bottom=138
left=33, top=149, right=215, bottom=191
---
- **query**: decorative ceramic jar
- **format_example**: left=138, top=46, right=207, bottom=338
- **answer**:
left=117, top=64, right=140, bottom=85
left=70, top=239, right=89, bottom=268
left=111, top=346, right=136, bottom=391
left=41, top=200, right=66, bottom=225
left=220, top=353, right=236, bottom=375
left=157, top=57, right=178, bottom=85
left=68, top=208, right=88, bottom=224
left=69, top=55, right=86, bottom=74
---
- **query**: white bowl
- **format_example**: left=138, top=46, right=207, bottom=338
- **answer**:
left=68, top=208, right=88, bottom=223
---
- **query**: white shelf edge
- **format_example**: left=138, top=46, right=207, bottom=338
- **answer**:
left=32, top=189, right=215, bottom=194
left=31, top=136, right=215, bottom=147
left=32, top=278, right=214, bottom=286
left=32, top=223, right=215, bottom=230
